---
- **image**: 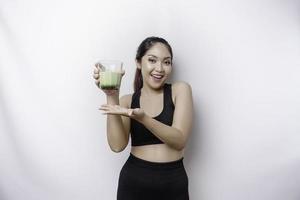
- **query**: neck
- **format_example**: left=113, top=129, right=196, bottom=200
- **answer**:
left=141, top=84, right=164, bottom=96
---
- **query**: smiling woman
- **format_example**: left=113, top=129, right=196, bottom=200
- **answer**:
left=93, top=36, right=193, bottom=200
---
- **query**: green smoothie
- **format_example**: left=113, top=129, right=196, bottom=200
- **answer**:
left=99, top=71, right=121, bottom=90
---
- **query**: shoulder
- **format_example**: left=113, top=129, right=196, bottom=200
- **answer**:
left=171, top=81, right=192, bottom=94
left=170, top=81, right=192, bottom=105
left=120, top=94, right=133, bottom=108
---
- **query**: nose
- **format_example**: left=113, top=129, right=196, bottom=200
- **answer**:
left=155, top=61, right=164, bottom=72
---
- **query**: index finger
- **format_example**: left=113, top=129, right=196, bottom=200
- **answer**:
left=96, top=63, right=106, bottom=71
left=95, top=63, right=101, bottom=70
left=94, top=67, right=99, bottom=74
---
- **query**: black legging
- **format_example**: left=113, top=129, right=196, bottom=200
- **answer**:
left=117, top=153, right=189, bottom=200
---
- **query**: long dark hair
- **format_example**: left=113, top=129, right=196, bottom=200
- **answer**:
left=134, top=36, right=173, bottom=92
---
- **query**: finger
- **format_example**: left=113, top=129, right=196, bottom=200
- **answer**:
left=101, top=111, right=109, bottom=115
left=94, top=67, right=99, bottom=74
left=132, top=108, right=141, bottom=115
left=98, top=107, right=109, bottom=111
left=99, top=107, right=109, bottom=111
left=95, top=63, right=100, bottom=69
left=127, top=109, right=133, bottom=116
left=100, top=104, right=115, bottom=110
left=121, top=69, right=125, bottom=76
left=93, top=73, right=99, bottom=79
left=101, top=111, right=119, bottom=115
left=96, top=63, right=105, bottom=71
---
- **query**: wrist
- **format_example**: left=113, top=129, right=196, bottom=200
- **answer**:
left=106, top=94, right=119, bottom=105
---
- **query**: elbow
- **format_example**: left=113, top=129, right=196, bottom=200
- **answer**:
left=111, top=148, right=123, bottom=153
left=174, top=143, right=186, bottom=151
left=109, top=144, right=127, bottom=153
left=175, top=135, right=188, bottom=151
left=169, top=140, right=186, bottom=151
left=173, top=130, right=187, bottom=151
left=169, top=145, right=185, bottom=151
left=108, top=136, right=129, bottom=153
left=110, top=147, right=124, bottom=153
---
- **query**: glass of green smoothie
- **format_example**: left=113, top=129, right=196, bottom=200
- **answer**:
left=98, top=60, right=123, bottom=90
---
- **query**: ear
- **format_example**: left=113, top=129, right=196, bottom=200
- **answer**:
left=135, top=59, right=141, bottom=69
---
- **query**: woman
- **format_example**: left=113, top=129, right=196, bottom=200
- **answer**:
left=93, top=36, right=193, bottom=200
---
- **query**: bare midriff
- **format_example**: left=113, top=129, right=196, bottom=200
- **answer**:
left=131, top=144, right=184, bottom=162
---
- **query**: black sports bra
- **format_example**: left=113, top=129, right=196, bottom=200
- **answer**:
left=130, top=83, right=175, bottom=146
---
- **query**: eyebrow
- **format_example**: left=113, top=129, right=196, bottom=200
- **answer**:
left=146, top=54, right=171, bottom=59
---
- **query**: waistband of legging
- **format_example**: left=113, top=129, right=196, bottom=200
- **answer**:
left=127, top=153, right=184, bottom=170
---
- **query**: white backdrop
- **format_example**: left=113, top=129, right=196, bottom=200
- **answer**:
left=1, top=0, right=300, bottom=199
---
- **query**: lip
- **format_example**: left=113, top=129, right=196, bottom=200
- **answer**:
left=151, top=74, right=164, bottom=78
left=150, top=74, right=164, bottom=82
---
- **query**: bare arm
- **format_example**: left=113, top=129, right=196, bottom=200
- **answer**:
left=100, top=82, right=194, bottom=151
left=93, top=63, right=130, bottom=153
left=105, top=94, right=131, bottom=152
left=135, top=82, right=193, bottom=150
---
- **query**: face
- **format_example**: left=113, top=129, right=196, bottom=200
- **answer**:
left=136, top=42, right=172, bottom=90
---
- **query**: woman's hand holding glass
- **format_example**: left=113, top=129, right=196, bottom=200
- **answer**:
left=94, top=62, right=143, bottom=119
left=93, top=62, right=125, bottom=96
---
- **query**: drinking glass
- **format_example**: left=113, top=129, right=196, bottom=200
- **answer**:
left=98, top=60, right=123, bottom=90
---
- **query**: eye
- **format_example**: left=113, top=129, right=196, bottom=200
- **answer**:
left=148, top=58, right=156, bottom=63
left=164, top=60, right=171, bottom=65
